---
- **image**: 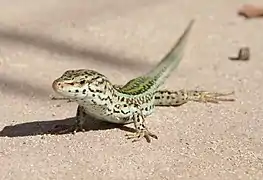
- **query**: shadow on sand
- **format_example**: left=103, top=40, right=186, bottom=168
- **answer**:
left=0, top=117, right=135, bottom=137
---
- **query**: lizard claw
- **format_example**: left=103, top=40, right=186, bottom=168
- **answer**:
left=72, top=124, right=86, bottom=134
left=50, top=123, right=85, bottom=135
left=125, top=130, right=158, bottom=143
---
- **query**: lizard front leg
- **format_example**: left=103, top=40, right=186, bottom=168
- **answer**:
left=72, top=105, right=87, bottom=133
left=52, top=105, right=87, bottom=134
left=125, top=113, right=158, bottom=143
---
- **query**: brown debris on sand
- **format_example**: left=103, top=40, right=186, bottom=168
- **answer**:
left=238, top=4, right=263, bottom=18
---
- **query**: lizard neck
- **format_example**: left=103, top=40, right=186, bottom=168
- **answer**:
left=76, top=80, right=118, bottom=106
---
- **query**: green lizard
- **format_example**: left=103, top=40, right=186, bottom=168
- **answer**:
left=52, top=19, right=235, bottom=143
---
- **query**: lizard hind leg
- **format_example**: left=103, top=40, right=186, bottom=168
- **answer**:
left=125, top=114, right=158, bottom=143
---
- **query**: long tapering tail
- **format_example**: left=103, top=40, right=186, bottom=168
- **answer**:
left=146, top=19, right=195, bottom=90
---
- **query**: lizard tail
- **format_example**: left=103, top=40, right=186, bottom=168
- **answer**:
left=147, top=19, right=195, bottom=90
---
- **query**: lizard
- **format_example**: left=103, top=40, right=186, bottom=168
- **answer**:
left=52, top=19, right=235, bottom=143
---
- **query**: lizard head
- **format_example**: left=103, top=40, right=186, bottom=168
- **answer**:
left=52, top=69, right=108, bottom=99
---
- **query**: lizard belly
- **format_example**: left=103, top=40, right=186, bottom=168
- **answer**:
left=82, top=104, right=133, bottom=124
left=78, top=97, right=155, bottom=124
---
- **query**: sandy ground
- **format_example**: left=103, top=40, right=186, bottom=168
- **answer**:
left=0, top=0, right=263, bottom=179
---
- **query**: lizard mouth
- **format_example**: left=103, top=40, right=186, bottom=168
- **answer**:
left=52, top=80, right=73, bottom=94
left=52, top=79, right=84, bottom=99
left=52, top=80, right=80, bottom=91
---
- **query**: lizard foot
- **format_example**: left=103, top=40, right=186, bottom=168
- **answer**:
left=195, top=91, right=235, bottom=103
left=50, top=123, right=85, bottom=135
left=72, top=123, right=86, bottom=134
left=50, top=96, right=74, bottom=103
left=125, top=130, right=158, bottom=143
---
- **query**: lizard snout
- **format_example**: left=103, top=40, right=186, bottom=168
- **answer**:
left=52, top=80, right=63, bottom=91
